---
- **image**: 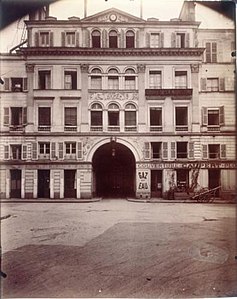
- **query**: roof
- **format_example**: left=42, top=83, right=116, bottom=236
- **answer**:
left=196, top=1, right=235, bottom=20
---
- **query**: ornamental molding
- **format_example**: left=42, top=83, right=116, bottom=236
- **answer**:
left=25, top=63, right=35, bottom=73
left=191, top=64, right=199, bottom=73
left=137, top=64, right=146, bottom=73
left=19, top=48, right=205, bottom=57
left=89, top=92, right=139, bottom=101
left=80, top=64, right=89, bottom=72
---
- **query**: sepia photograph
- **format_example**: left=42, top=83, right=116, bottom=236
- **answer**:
left=0, top=0, right=236, bottom=298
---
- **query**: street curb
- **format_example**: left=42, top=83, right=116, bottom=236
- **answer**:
left=0, top=198, right=102, bottom=203
left=126, top=198, right=236, bottom=204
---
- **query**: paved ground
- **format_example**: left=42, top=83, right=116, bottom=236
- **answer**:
left=1, top=200, right=237, bottom=298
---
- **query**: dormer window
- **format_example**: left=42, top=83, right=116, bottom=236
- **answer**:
left=126, top=31, right=135, bottom=48
left=92, top=30, right=101, bottom=48
left=109, top=30, right=118, bottom=48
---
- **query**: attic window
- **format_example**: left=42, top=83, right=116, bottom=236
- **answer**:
left=126, top=31, right=135, bottom=48
left=92, top=30, right=101, bottom=48
left=109, top=30, right=118, bottom=48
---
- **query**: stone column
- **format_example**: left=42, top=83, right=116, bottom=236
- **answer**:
left=137, top=64, right=146, bottom=132
left=80, top=64, right=89, bottom=132
left=191, top=64, right=200, bottom=132
left=25, top=63, right=35, bottom=132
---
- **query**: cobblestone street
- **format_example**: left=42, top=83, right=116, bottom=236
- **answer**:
left=1, top=200, right=236, bottom=298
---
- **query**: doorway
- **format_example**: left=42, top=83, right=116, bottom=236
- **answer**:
left=38, top=170, right=50, bottom=198
left=92, top=142, right=135, bottom=198
left=151, top=170, right=162, bottom=198
left=10, top=169, right=21, bottom=198
left=208, top=169, right=220, bottom=196
left=64, top=170, right=76, bottom=198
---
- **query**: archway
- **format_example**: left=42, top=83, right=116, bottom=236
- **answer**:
left=92, top=142, right=136, bottom=198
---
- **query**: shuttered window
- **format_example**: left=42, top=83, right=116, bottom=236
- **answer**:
left=205, top=42, right=217, bottom=63
left=144, top=142, right=150, bottom=160
left=77, top=142, right=83, bottom=159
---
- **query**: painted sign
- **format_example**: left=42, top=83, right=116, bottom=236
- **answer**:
left=137, top=161, right=237, bottom=169
left=137, top=170, right=150, bottom=193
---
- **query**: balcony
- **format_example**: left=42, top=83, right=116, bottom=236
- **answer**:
left=175, top=125, right=188, bottom=131
left=207, top=125, right=220, bottom=132
left=38, top=125, right=51, bottom=132
left=9, top=125, right=24, bottom=131
left=145, top=89, right=192, bottom=97
left=90, top=126, right=103, bottom=132
left=108, top=126, right=120, bottom=132
left=64, top=126, right=77, bottom=132
left=150, top=126, right=162, bottom=132
left=125, top=126, right=137, bottom=132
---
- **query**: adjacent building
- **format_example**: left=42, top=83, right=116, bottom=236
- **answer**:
left=0, top=1, right=235, bottom=200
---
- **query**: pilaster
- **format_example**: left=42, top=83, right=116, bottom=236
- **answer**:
left=80, top=64, right=89, bottom=132
left=137, top=64, right=146, bottom=132
left=191, top=64, right=200, bottom=132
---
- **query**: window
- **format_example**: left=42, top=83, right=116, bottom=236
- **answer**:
left=125, top=104, right=136, bottom=131
left=149, top=71, right=161, bottom=89
left=171, top=32, right=189, bottom=48
left=108, top=103, right=119, bottom=131
left=3, top=107, right=27, bottom=130
left=175, top=107, right=188, bottom=131
left=109, top=30, right=118, bottom=48
left=150, top=33, right=160, bottom=48
left=176, top=169, right=189, bottom=189
left=108, top=68, right=119, bottom=89
left=64, top=70, right=77, bottom=90
left=90, top=103, right=103, bottom=131
left=202, top=107, right=224, bottom=131
left=177, top=142, right=188, bottom=159
left=91, top=68, right=102, bottom=89
left=39, top=142, right=50, bottom=158
left=10, top=107, right=23, bottom=126
left=38, top=70, right=51, bottom=89
left=65, top=32, right=76, bottom=46
left=206, top=78, right=219, bottom=91
left=150, top=107, right=162, bottom=131
left=126, top=31, right=135, bottom=48
left=92, top=30, right=101, bottom=48
left=208, top=144, right=220, bottom=159
left=176, top=33, right=185, bottom=48
left=11, top=78, right=24, bottom=92
left=151, top=142, right=161, bottom=159
left=10, top=145, right=22, bottom=160
left=205, top=42, right=217, bottom=63
left=65, top=142, right=76, bottom=156
left=175, top=71, right=187, bottom=89
left=125, top=69, right=136, bottom=89
left=39, top=32, right=50, bottom=46
left=38, top=107, right=51, bottom=131
left=64, top=107, right=77, bottom=131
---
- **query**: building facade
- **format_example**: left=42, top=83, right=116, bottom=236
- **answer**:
left=0, top=1, right=235, bottom=200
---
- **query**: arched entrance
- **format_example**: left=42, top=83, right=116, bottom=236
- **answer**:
left=92, top=142, right=136, bottom=198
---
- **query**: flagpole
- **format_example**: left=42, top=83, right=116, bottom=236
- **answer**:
left=84, top=0, right=87, bottom=17
left=140, top=0, right=143, bottom=19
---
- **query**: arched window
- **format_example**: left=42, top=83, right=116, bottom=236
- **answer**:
left=108, top=103, right=120, bottom=131
left=90, top=103, right=103, bottom=131
left=109, top=30, right=118, bottom=48
left=125, top=103, right=137, bottom=131
left=108, top=68, right=119, bottom=89
left=92, top=30, right=101, bottom=48
left=126, top=30, right=135, bottom=48
left=91, top=68, right=102, bottom=89
left=125, top=68, right=136, bottom=89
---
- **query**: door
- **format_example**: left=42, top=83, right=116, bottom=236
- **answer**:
left=151, top=170, right=162, bottom=198
left=38, top=170, right=50, bottom=198
left=64, top=170, right=76, bottom=198
left=208, top=169, right=220, bottom=196
left=10, top=169, right=21, bottom=198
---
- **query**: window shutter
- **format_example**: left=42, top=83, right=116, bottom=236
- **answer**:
left=22, top=144, right=28, bottom=160
left=171, top=142, right=176, bottom=159
left=84, top=29, right=90, bottom=47
left=160, top=32, right=164, bottom=48
left=219, top=106, right=225, bottom=125
left=76, top=32, right=80, bottom=47
left=4, top=78, right=10, bottom=91
left=77, top=142, right=83, bottom=159
left=61, top=32, right=65, bottom=46
left=162, top=142, right=168, bottom=160
left=3, top=107, right=10, bottom=126
left=202, top=107, right=208, bottom=126
left=220, top=144, right=226, bottom=159
left=212, top=42, right=217, bottom=62
left=200, top=78, right=207, bottom=91
left=23, top=107, right=27, bottom=125
left=189, top=142, right=194, bottom=159
left=202, top=144, right=208, bottom=159
left=51, top=142, right=56, bottom=160
left=205, top=42, right=211, bottom=62
left=32, top=142, right=38, bottom=160
left=49, top=32, right=54, bottom=47
left=146, top=32, right=150, bottom=47
left=171, top=32, right=176, bottom=48
left=185, top=33, right=190, bottom=47
left=4, top=145, right=9, bottom=160
left=35, top=32, right=39, bottom=47
left=23, top=78, right=28, bottom=91
left=144, top=142, right=150, bottom=160
left=219, top=78, right=225, bottom=91
left=58, top=142, right=64, bottom=160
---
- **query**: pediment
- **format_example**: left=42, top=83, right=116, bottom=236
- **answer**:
left=82, top=8, right=144, bottom=23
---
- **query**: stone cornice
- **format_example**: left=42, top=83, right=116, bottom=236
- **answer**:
left=19, top=47, right=205, bottom=57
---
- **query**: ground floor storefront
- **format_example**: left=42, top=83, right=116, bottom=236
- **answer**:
left=0, top=161, right=236, bottom=200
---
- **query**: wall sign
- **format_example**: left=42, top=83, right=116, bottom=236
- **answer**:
left=137, top=162, right=237, bottom=169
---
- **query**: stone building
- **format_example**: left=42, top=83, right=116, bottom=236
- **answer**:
left=0, top=1, right=235, bottom=199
